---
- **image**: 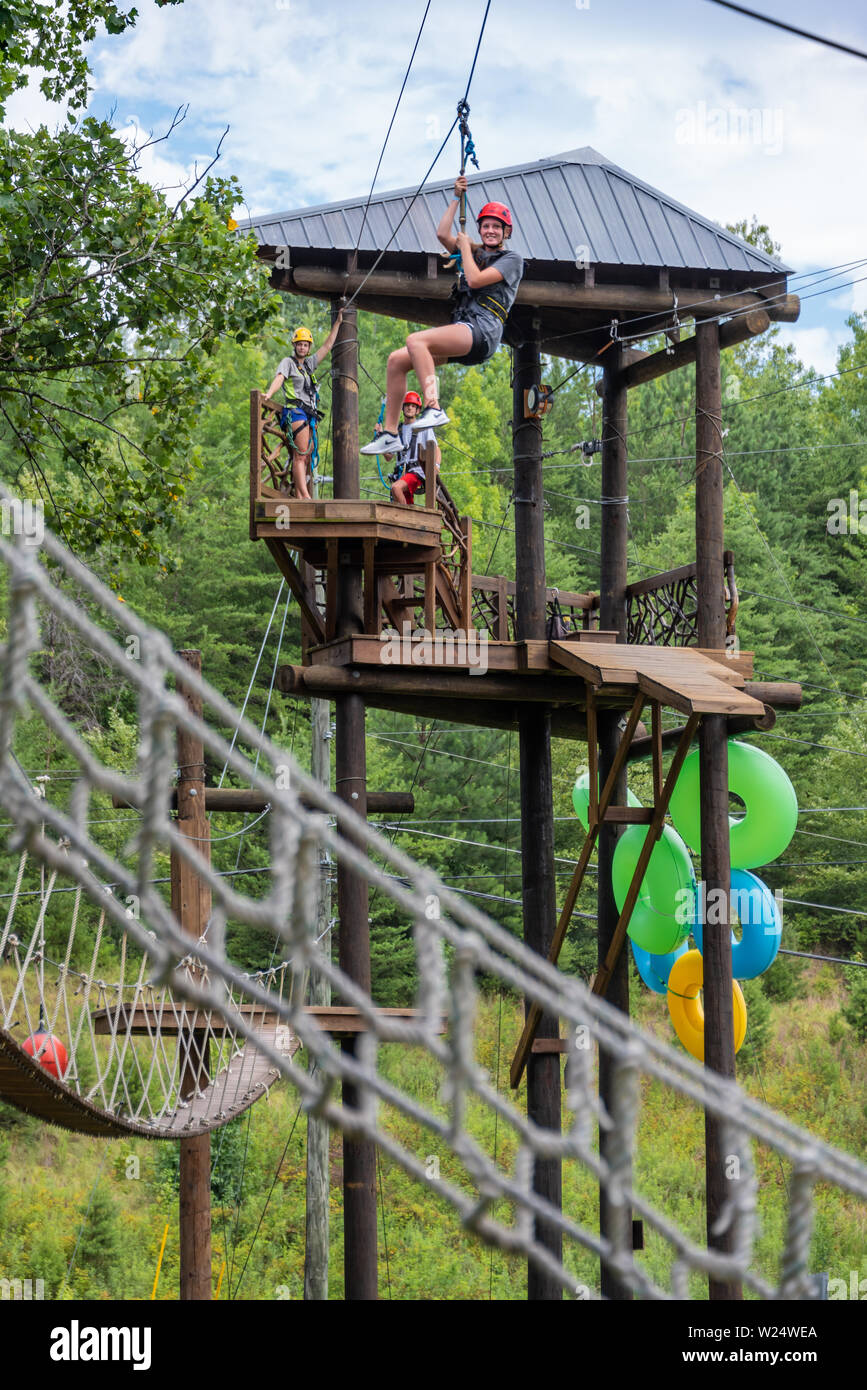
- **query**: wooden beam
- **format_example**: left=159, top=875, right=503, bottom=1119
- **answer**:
left=250, top=390, right=264, bottom=542
left=115, top=788, right=413, bottom=814
left=626, top=706, right=775, bottom=762
left=263, top=538, right=325, bottom=645
left=173, top=651, right=212, bottom=1303
left=280, top=662, right=606, bottom=706
left=289, top=265, right=782, bottom=321
left=617, top=308, right=771, bottom=390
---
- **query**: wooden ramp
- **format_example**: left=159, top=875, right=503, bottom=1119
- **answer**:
left=547, top=640, right=766, bottom=716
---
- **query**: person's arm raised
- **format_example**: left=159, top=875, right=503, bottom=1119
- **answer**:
left=313, top=307, right=344, bottom=363
left=436, top=174, right=467, bottom=254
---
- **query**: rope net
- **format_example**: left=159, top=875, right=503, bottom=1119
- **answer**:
left=0, top=505, right=865, bottom=1295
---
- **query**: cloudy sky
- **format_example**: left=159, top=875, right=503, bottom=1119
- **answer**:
left=8, top=0, right=867, bottom=372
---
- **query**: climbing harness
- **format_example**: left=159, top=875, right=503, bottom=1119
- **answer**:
left=280, top=351, right=323, bottom=475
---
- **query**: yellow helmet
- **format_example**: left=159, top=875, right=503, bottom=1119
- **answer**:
left=292, top=327, right=314, bottom=346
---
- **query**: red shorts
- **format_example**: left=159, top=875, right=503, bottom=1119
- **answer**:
left=403, top=469, right=424, bottom=500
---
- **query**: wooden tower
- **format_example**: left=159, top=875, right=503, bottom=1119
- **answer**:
left=242, top=147, right=803, bottom=1301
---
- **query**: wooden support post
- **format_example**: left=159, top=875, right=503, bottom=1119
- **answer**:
left=460, top=516, right=472, bottom=631
left=514, top=331, right=562, bottom=1300
left=651, top=702, right=663, bottom=803
left=509, top=693, right=646, bottom=1089
left=587, top=687, right=598, bottom=830
left=424, top=439, right=436, bottom=512
left=305, top=457, right=332, bottom=1300
left=696, top=318, right=740, bottom=1301
left=250, top=391, right=263, bottom=541
left=305, top=695, right=332, bottom=1300
left=331, top=301, right=378, bottom=1301
left=172, top=649, right=212, bottom=1303
left=598, top=344, right=631, bottom=1301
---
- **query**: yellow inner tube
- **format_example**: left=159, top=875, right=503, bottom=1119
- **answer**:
left=666, top=949, right=747, bottom=1062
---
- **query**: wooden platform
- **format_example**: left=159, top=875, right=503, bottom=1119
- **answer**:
left=251, top=497, right=444, bottom=555
left=91, top=1003, right=444, bottom=1038
left=546, top=640, right=763, bottom=716
left=289, top=634, right=764, bottom=718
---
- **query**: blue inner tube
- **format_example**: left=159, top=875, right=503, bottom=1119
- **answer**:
left=692, top=868, right=782, bottom=979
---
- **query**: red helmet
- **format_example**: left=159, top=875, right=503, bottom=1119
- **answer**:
left=403, top=391, right=422, bottom=407
left=477, top=202, right=512, bottom=233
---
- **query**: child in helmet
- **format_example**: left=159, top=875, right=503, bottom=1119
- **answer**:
left=361, top=179, right=522, bottom=457
left=263, top=310, right=343, bottom=498
left=380, top=392, right=441, bottom=505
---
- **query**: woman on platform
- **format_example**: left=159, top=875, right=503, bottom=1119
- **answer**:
left=361, top=178, right=522, bottom=456
left=263, top=311, right=343, bottom=498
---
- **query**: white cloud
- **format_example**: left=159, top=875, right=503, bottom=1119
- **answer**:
left=116, top=117, right=203, bottom=200
left=13, top=0, right=862, bottom=310
left=4, top=71, right=69, bottom=132
left=775, top=325, right=844, bottom=377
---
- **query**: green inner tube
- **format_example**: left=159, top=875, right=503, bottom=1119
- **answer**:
left=668, top=740, right=798, bottom=869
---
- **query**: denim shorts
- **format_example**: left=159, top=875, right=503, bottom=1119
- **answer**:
left=448, top=318, right=497, bottom=367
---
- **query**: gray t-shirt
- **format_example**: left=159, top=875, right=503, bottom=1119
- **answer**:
left=277, top=350, right=321, bottom=410
left=398, top=422, right=437, bottom=474
left=457, top=248, right=524, bottom=349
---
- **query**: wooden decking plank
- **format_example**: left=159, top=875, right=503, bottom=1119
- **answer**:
left=637, top=671, right=765, bottom=716
left=547, top=641, right=636, bottom=685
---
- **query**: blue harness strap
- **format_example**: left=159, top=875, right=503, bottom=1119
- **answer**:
left=372, top=398, right=394, bottom=489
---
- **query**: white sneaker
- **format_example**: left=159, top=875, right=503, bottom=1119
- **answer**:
left=360, top=431, right=401, bottom=455
left=410, top=406, right=449, bottom=432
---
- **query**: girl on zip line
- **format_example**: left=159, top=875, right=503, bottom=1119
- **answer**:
left=361, top=176, right=522, bottom=457
left=263, top=309, right=343, bottom=498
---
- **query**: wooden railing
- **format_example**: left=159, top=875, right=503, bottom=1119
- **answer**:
left=471, top=577, right=598, bottom=641
left=625, top=550, right=737, bottom=646
left=251, top=391, right=294, bottom=498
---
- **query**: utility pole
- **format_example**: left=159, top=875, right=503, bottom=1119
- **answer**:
left=304, top=461, right=333, bottom=1299
left=695, top=320, right=740, bottom=1301
left=597, top=346, right=633, bottom=1300
left=172, top=648, right=212, bottom=1302
left=331, top=300, right=378, bottom=1300
left=513, top=331, right=562, bottom=1300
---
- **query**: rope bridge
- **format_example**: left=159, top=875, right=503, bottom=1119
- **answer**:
left=0, top=502, right=865, bottom=1297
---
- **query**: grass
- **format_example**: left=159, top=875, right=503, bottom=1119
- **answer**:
left=0, top=968, right=864, bottom=1300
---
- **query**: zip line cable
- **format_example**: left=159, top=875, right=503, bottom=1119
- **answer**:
left=218, top=582, right=285, bottom=787
left=231, top=1094, right=305, bottom=1299
left=231, top=586, right=293, bottom=872
left=353, top=1, right=433, bottom=255
left=342, top=116, right=460, bottom=311
left=342, top=1, right=491, bottom=313
left=538, top=255, right=867, bottom=353
left=703, top=0, right=867, bottom=62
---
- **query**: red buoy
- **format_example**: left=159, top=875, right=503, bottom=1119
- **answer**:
left=22, top=1031, right=68, bottom=1079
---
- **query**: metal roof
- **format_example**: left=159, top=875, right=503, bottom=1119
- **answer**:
left=241, top=146, right=790, bottom=277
